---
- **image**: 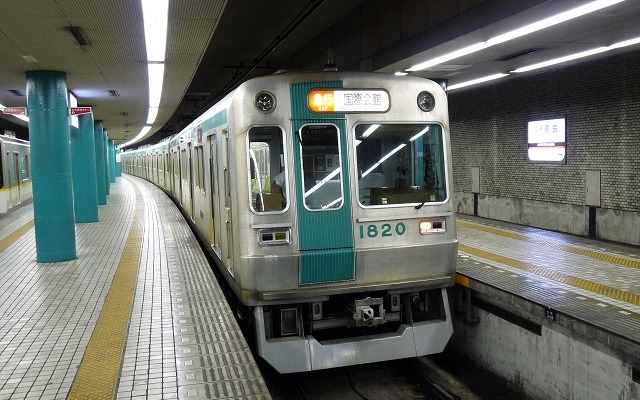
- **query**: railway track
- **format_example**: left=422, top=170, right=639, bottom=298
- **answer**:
left=264, top=358, right=462, bottom=400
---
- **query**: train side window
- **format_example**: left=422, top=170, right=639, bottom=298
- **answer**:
left=355, top=123, right=447, bottom=207
left=299, top=124, right=343, bottom=211
left=248, top=126, right=287, bottom=213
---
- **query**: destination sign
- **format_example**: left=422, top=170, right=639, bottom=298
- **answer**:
left=308, top=89, right=390, bottom=113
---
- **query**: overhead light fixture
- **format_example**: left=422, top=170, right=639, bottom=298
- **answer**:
left=141, top=0, right=169, bottom=62
left=67, top=26, right=89, bottom=46
left=448, top=73, right=509, bottom=90
left=131, top=0, right=169, bottom=147
left=408, top=42, right=486, bottom=71
left=407, top=0, right=625, bottom=72
left=394, top=72, right=408, bottom=76
left=146, top=107, right=159, bottom=124
left=512, top=35, right=640, bottom=73
left=148, top=63, right=164, bottom=109
left=120, top=126, right=152, bottom=149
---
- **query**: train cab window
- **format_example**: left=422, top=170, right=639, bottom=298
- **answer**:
left=299, top=125, right=343, bottom=210
left=248, top=126, right=287, bottom=213
left=355, top=123, right=447, bottom=207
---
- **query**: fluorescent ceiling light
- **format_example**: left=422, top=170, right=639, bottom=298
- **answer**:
left=512, top=36, right=640, bottom=73
left=146, top=107, right=159, bottom=124
left=408, top=42, right=486, bottom=71
left=448, top=73, right=509, bottom=90
left=141, top=0, right=169, bottom=62
left=486, top=0, right=625, bottom=47
left=148, top=63, right=164, bottom=108
left=120, top=125, right=152, bottom=149
left=394, top=72, right=408, bottom=76
left=407, top=0, right=625, bottom=72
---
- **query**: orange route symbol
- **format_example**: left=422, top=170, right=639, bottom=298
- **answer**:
left=308, top=90, right=334, bottom=112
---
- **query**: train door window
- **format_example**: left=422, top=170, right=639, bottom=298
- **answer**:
left=247, top=126, right=286, bottom=213
left=298, top=124, right=343, bottom=210
left=19, top=155, right=29, bottom=181
left=194, top=145, right=205, bottom=192
left=0, top=152, right=4, bottom=188
left=355, top=123, right=447, bottom=207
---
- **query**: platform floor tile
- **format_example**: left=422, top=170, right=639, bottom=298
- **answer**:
left=456, top=215, right=640, bottom=345
left=0, top=177, right=270, bottom=400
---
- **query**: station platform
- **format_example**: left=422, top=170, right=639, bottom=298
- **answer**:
left=0, top=176, right=271, bottom=400
left=452, top=214, right=640, bottom=399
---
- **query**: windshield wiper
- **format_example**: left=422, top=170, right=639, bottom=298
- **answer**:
left=415, top=198, right=429, bottom=210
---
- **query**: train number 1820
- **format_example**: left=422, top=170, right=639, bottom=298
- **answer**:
left=358, top=222, right=406, bottom=239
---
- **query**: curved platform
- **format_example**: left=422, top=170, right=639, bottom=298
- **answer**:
left=0, top=176, right=271, bottom=399
left=453, top=215, right=640, bottom=399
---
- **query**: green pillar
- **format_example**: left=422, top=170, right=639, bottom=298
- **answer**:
left=115, top=147, right=122, bottom=177
left=26, top=70, right=76, bottom=262
left=103, top=130, right=110, bottom=195
left=71, top=111, right=99, bottom=222
left=94, top=120, right=107, bottom=205
left=108, top=139, right=116, bottom=183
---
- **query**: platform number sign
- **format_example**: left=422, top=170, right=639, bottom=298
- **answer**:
left=545, top=307, right=556, bottom=321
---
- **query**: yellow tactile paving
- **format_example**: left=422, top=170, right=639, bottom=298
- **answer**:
left=459, top=243, right=640, bottom=307
left=67, top=182, right=143, bottom=400
left=457, top=219, right=640, bottom=270
left=0, top=219, right=33, bottom=252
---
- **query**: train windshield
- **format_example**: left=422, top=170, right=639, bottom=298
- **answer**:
left=355, top=123, right=447, bottom=207
left=248, top=126, right=287, bottom=213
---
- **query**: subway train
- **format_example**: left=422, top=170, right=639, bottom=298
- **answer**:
left=122, top=71, right=458, bottom=373
left=0, top=134, right=32, bottom=214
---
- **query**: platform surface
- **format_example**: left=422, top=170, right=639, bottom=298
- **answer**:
left=456, top=214, right=640, bottom=349
left=0, top=176, right=270, bottom=399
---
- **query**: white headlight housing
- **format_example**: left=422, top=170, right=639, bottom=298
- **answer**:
left=419, top=219, right=445, bottom=234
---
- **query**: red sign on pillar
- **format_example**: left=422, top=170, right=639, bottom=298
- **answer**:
left=70, top=107, right=92, bottom=115
left=2, top=107, right=27, bottom=115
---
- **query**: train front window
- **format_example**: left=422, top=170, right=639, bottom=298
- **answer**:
left=248, top=126, right=287, bottom=213
left=298, top=124, right=343, bottom=211
left=355, top=123, right=447, bottom=207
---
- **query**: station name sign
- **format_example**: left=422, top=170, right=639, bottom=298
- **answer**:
left=527, top=117, right=566, bottom=163
left=308, top=89, right=390, bottom=113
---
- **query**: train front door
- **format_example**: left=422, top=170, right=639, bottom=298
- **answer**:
left=291, top=82, right=354, bottom=284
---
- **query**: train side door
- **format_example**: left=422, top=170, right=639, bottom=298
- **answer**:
left=209, top=132, right=222, bottom=257
left=222, top=129, right=234, bottom=275
left=291, top=82, right=354, bottom=284
left=10, top=152, right=19, bottom=208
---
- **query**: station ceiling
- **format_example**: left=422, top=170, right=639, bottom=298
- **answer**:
left=0, top=0, right=638, bottom=146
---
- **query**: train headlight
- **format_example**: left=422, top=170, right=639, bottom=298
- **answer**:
left=417, top=91, right=435, bottom=112
left=419, top=219, right=445, bottom=234
left=255, top=91, right=276, bottom=113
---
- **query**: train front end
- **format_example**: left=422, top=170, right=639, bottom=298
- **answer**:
left=236, top=72, right=457, bottom=372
